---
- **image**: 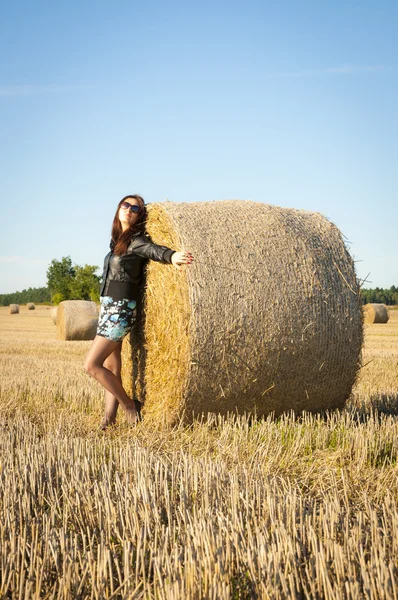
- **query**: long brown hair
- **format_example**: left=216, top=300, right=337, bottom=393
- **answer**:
left=111, top=195, right=147, bottom=255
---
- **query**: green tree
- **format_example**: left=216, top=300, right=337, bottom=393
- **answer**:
left=391, top=286, right=398, bottom=305
left=52, top=293, right=66, bottom=305
left=68, top=265, right=100, bottom=302
left=2, top=256, right=101, bottom=305
left=361, top=286, right=398, bottom=306
left=46, top=257, right=75, bottom=300
left=0, top=286, right=50, bottom=306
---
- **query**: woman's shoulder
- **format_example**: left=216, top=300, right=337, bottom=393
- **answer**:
left=126, top=232, right=157, bottom=255
left=131, top=231, right=152, bottom=242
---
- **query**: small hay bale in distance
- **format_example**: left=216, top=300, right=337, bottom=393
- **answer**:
left=56, top=300, right=98, bottom=341
left=9, top=304, right=19, bottom=314
left=363, top=303, right=389, bottom=324
left=27, top=302, right=35, bottom=310
left=122, top=200, right=363, bottom=425
left=49, top=306, right=58, bottom=325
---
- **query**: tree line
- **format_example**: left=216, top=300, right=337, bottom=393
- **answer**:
left=0, top=256, right=100, bottom=306
left=361, top=286, right=398, bottom=306
left=1, top=258, right=396, bottom=307
left=0, top=286, right=51, bottom=306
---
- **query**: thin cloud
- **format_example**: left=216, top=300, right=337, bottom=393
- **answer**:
left=266, top=64, right=391, bottom=79
left=0, top=256, right=50, bottom=266
left=0, top=83, right=96, bottom=97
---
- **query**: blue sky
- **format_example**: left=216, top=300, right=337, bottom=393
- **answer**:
left=1, top=0, right=397, bottom=294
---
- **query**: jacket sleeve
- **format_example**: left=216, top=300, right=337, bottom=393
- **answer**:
left=130, top=235, right=176, bottom=264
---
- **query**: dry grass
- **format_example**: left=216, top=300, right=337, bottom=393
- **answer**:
left=0, top=305, right=398, bottom=599
left=350, top=310, right=398, bottom=407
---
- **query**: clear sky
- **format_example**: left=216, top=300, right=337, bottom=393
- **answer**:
left=1, top=0, right=397, bottom=294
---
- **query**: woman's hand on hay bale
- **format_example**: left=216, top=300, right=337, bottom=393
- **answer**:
left=171, top=251, right=193, bottom=272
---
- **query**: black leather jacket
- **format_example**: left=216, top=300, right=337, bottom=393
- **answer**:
left=100, top=233, right=176, bottom=300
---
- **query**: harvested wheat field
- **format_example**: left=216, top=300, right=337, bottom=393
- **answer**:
left=0, top=304, right=398, bottom=599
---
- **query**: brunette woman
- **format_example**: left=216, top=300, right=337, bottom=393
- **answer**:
left=84, top=195, right=193, bottom=428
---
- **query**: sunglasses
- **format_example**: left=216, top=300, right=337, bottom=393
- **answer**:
left=120, top=201, right=140, bottom=213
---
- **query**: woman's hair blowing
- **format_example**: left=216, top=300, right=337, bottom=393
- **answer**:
left=111, top=195, right=147, bottom=255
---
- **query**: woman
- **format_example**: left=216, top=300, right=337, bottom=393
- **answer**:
left=84, top=195, right=193, bottom=428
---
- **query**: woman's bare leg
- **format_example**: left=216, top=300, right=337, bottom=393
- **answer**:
left=102, top=345, right=122, bottom=426
left=84, top=335, right=137, bottom=423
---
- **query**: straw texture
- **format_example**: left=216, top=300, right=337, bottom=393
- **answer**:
left=122, top=200, right=363, bottom=424
left=9, top=304, right=19, bottom=314
left=49, top=307, right=58, bottom=325
left=56, top=300, right=98, bottom=341
left=363, top=303, right=389, bottom=324
left=27, top=303, right=35, bottom=310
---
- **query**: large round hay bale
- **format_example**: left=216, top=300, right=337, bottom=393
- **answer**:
left=363, top=303, right=389, bottom=324
left=121, top=200, right=363, bottom=425
left=9, top=304, right=19, bottom=314
left=49, top=306, right=58, bottom=325
left=27, top=302, right=35, bottom=310
left=56, top=300, right=99, bottom=341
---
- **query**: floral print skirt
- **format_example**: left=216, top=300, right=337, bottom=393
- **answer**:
left=96, top=296, right=137, bottom=342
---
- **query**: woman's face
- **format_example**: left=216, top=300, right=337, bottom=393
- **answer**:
left=118, top=199, right=141, bottom=228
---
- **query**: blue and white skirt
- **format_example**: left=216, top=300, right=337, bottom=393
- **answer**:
left=96, top=296, right=137, bottom=342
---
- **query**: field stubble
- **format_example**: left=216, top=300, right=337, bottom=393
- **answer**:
left=0, top=305, right=398, bottom=599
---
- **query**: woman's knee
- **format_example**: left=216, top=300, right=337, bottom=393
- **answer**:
left=85, top=338, right=121, bottom=379
left=84, top=358, right=100, bottom=378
